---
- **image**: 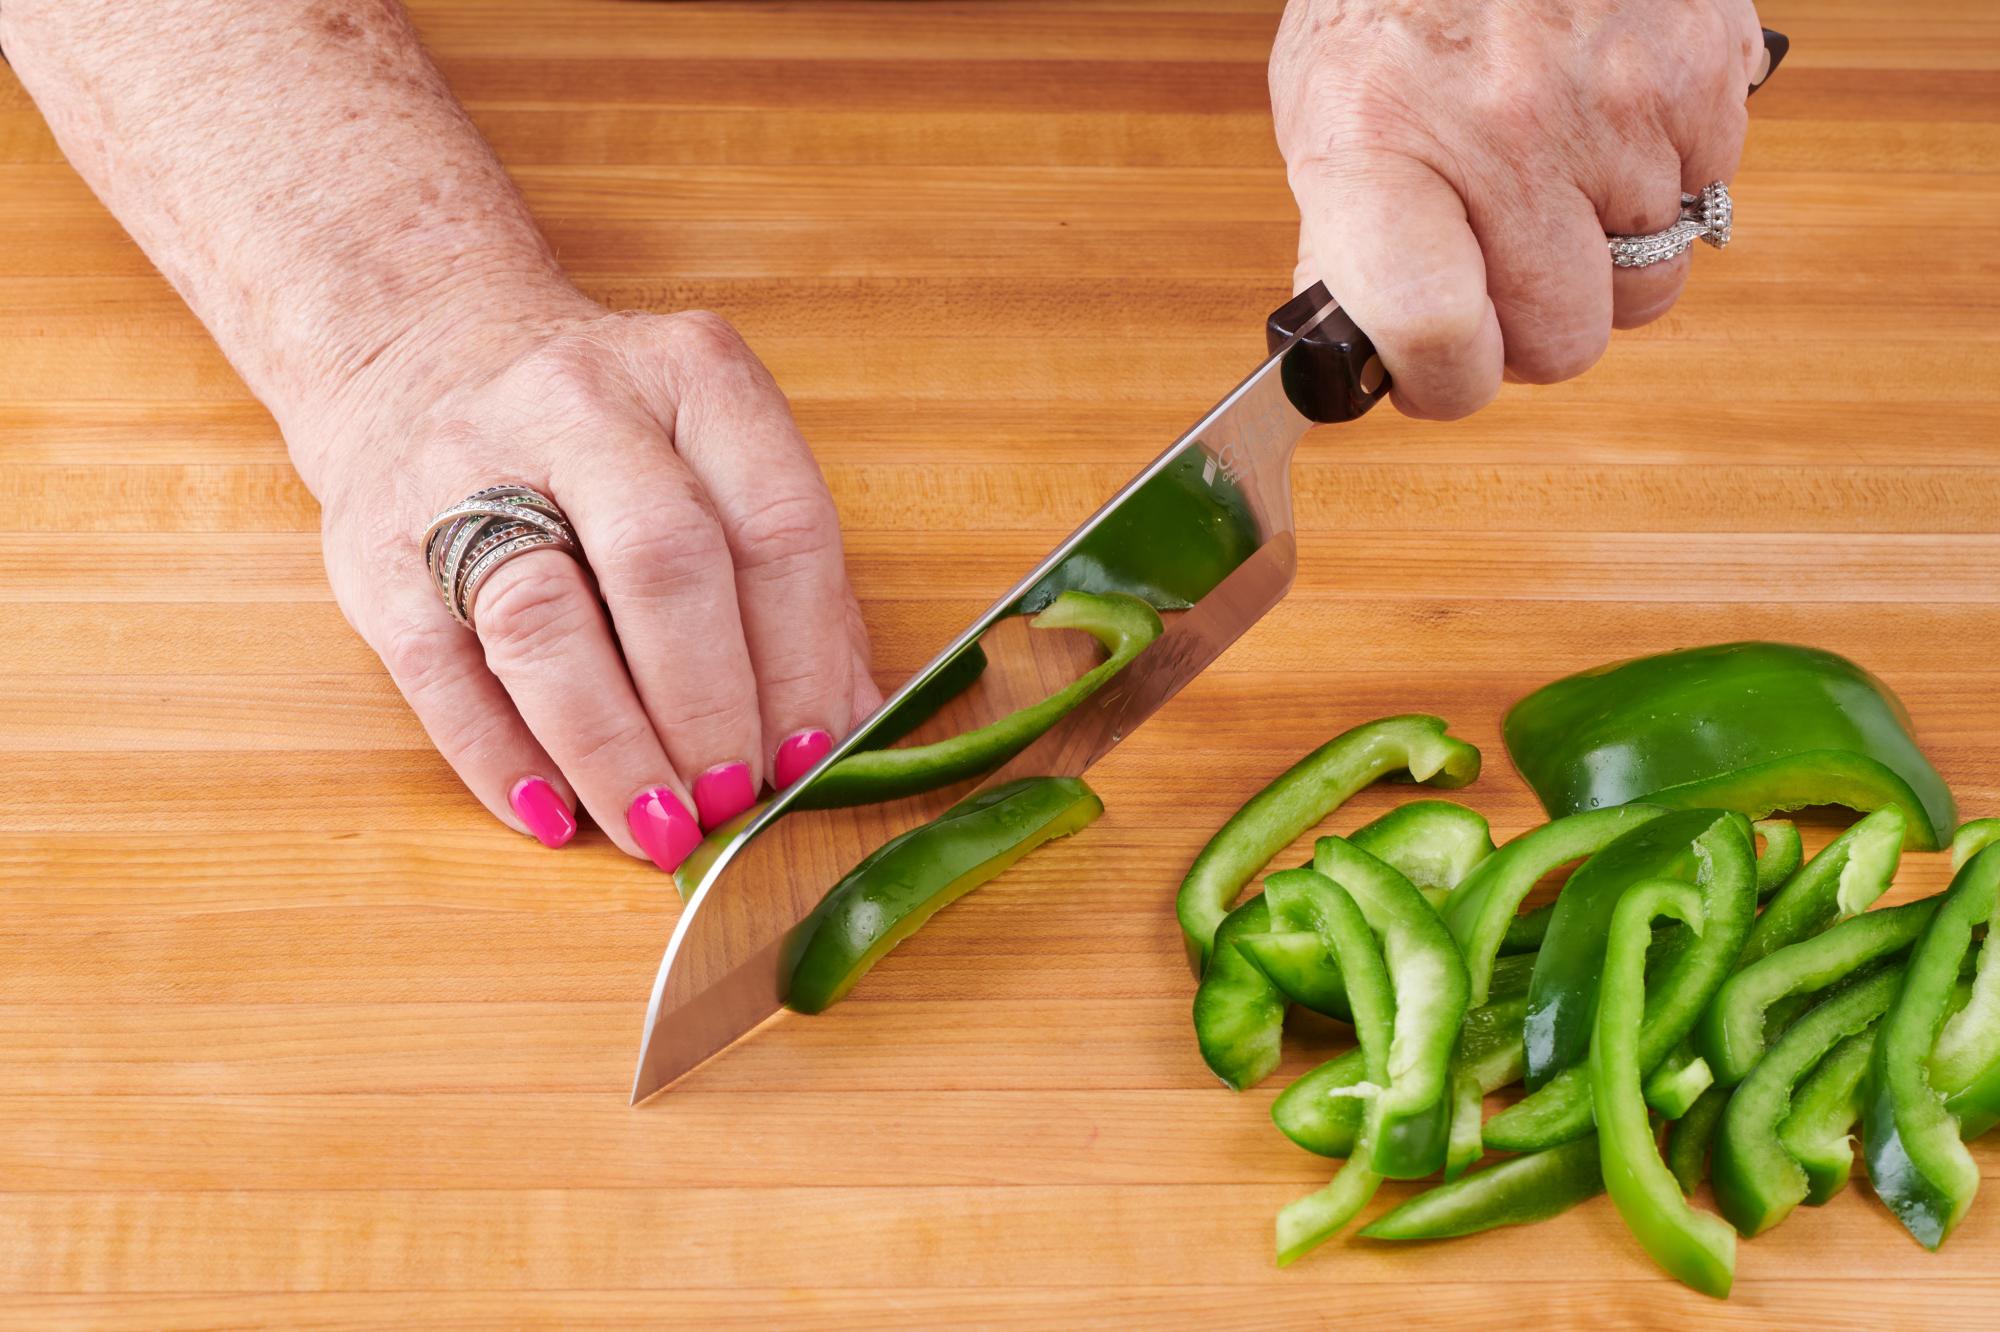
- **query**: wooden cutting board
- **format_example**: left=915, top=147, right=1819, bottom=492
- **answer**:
left=3, top=0, right=1997, bottom=1323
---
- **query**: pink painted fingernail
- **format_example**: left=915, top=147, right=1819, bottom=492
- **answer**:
left=692, top=761, right=756, bottom=831
left=627, top=786, right=702, bottom=873
left=510, top=777, right=576, bottom=849
left=773, top=728, right=833, bottom=791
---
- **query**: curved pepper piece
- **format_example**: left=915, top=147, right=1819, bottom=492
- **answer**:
left=1177, top=715, right=1480, bottom=969
left=1952, top=818, right=2000, bottom=872
left=1666, top=1084, right=1730, bottom=1195
left=1230, top=926, right=1350, bottom=1022
left=1700, top=897, right=1932, bottom=1086
left=1753, top=819, right=1803, bottom=901
left=1484, top=815, right=1757, bottom=1154
left=1740, top=806, right=1905, bottom=967
left=1524, top=809, right=1747, bottom=1088
left=1713, top=965, right=1903, bottom=1237
left=799, top=592, right=1160, bottom=810
left=1643, top=1040, right=1713, bottom=1120
left=1314, top=835, right=1470, bottom=1179
left=1592, top=876, right=1736, bottom=1299
left=1780, top=1026, right=1877, bottom=1204
left=1442, top=804, right=1668, bottom=1006
left=1269, top=868, right=1394, bottom=1266
left=786, top=777, right=1102, bottom=1012
left=1192, top=899, right=1299, bottom=1090
left=1272, top=990, right=1530, bottom=1159
left=1360, top=1135, right=1603, bottom=1241
left=1504, top=642, right=1956, bottom=850
left=1863, top=844, right=2000, bottom=1249
left=1348, top=799, right=1494, bottom=907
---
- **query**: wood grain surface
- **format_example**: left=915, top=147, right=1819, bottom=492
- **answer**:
left=4, top=0, right=1998, bottom=1325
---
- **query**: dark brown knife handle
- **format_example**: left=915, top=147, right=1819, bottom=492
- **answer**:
left=1265, top=282, right=1389, bottom=425
left=1752, top=29, right=1788, bottom=95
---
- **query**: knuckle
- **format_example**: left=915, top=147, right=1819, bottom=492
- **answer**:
left=1383, top=283, right=1490, bottom=364
left=1504, top=322, right=1609, bottom=385
left=595, top=498, right=732, bottom=600
left=732, top=489, right=841, bottom=576
left=661, top=309, right=750, bottom=366
left=473, top=559, right=595, bottom=665
left=380, top=614, right=466, bottom=701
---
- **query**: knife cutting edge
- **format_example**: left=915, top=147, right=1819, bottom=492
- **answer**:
left=629, top=282, right=1385, bottom=1103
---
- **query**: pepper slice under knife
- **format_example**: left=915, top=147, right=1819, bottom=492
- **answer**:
left=1177, top=715, right=1480, bottom=969
left=1592, top=875, right=1736, bottom=1299
left=797, top=591, right=1160, bottom=809
left=1504, top=642, right=1957, bottom=850
left=1863, top=844, right=2000, bottom=1249
left=786, top=776, right=1102, bottom=1012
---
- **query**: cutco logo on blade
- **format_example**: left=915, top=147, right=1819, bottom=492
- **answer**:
left=1201, top=443, right=1244, bottom=488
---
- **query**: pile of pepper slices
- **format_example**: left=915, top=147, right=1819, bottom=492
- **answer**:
left=1178, top=715, right=2000, bottom=1297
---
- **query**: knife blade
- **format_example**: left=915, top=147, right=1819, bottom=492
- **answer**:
left=630, top=282, right=1386, bottom=1103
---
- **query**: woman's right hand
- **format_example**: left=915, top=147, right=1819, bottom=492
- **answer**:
left=301, top=300, right=882, bottom=871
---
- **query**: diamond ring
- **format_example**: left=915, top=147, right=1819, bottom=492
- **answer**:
left=1607, top=181, right=1733, bottom=269
left=419, top=484, right=581, bottom=629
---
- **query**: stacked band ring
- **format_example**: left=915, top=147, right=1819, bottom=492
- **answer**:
left=420, top=484, right=580, bottom=629
left=1607, top=181, right=1733, bottom=269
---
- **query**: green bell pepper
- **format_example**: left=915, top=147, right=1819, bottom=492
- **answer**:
left=1863, top=844, right=2000, bottom=1249
left=1442, top=804, right=1669, bottom=1006
left=1269, top=867, right=1395, bottom=1266
left=1230, top=924, right=1349, bottom=1023
left=1592, top=875, right=1736, bottom=1299
left=1739, top=806, right=1905, bottom=967
left=798, top=592, right=1159, bottom=809
left=1953, top=817, right=2000, bottom=871
left=787, top=776, right=1102, bottom=1012
left=1347, top=799, right=1493, bottom=906
left=1177, top=715, right=1480, bottom=969
left=1484, top=815, right=1756, bottom=1154
left=1643, top=1040, right=1714, bottom=1120
left=1523, top=809, right=1751, bottom=1088
left=1193, top=898, right=1315, bottom=1090
left=1712, top=965, right=1903, bottom=1237
left=1313, top=835, right=1469, bottom=1179
left=1504, top=642, right=1956, bottom=850
left=1359, top=1135, right=1605, bottom=1241
left=1754, top=819, right=1803, bottom=901
left=1666, top=1084, right=1731, bottom=1195
left=1700, top=897, right=1934, bottom=1086
left=1779, top=1026, right=1877, bottom=1204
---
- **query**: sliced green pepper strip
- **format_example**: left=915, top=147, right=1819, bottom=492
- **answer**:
left=1360, top=1135, right=1604, bottom=1241
left=1930, top=867, right=2000, bottom=1094
left=1953, top=817, right=2000, bottom=872
left=1739, top=806, right=1906, bottom=967
left=1503, top=642, right=1957, bottom=850
left=1270, top=867, right=1395, bottom=1266
left=1754, top=819, right=1803, bottom=901
left=1944, top=1055, right=2000, bottom=1141
left=1592, top=875, right=1735, bottom=1299
left=1442, top=804, right=1669, bottom=1007
left=852, top=643, right=988, bottom=752
left=1349, top=799, right=1494, bottom=908
left=1192, top=900, right=1296, bottom=1090
left=1715, top=966, right=1903, bottom=1237
left=799, top=592, right=1160, bottom=810
left=1485, top=816, right=1756, bottom=1154
left=1444, top=1066, right=1484, bottom=1182
left=1523, top=809, right=1742, bottom=1087
left=787, top=777, right=1102, bottom=1012
left=1643, top=1040, right=1713, bottom=1120
left=1177, top=715, right=1481, bottom=969
left=1501, top=903, right=1553, bottom=955
left=1666, top=1084, right=1730, bottom=1195
left=1863, top=844, right=2000, bottom=1249
left=1231, top=927, right=1349, bottom=1023
left=1779, top=1026, right=1877, bottom=1205
left=1700, top=897, right=1933, bottom=1086
left=1314, top=835, right=1469, bottom=1180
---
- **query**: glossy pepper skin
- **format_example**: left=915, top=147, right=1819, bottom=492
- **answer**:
left=1667, top=1084, right=1731, bottom=1195
left=1442, top=804, right=1667, bottom=1007
left=1177, top=715, right=1480, bottom=969
left=1504, top=642, right=1956, bottom=850
left=1313, top=835, right=1470, bottom=1179
left=1269, top=868, right=1395, bottom=1266
left=1524, top=809, right=1747, bottom=1088
left=1780, top=1026, right=1877, bottom=1204
left=798, top=592, right=1160, bottom=809
left=786, top=777, right=1102, bottom=1012
left=1700, top=897, right=1934, bottom=1086
left=1360, top=1134, right=1604, bottom=1241
left=1712, top=965, right=1903, bottom=1237
left=1592, top=876, right=1736, bottom=1299
left=1485, top=815, right=1756, bottom=1155
left=1753, top=820, right=1803, bottom=901
left=1863, top=845, right=2000, bottom=1249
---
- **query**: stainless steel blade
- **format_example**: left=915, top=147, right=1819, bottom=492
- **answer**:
left=631, top=300, right=1339, bottom=1104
